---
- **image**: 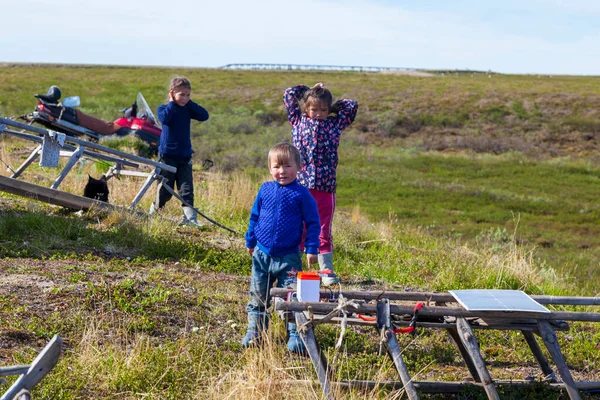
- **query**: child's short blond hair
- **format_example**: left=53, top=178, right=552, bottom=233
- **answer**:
left=268, top=142, right=301, bottom=168
left=170, top=76, right=191, bottom=92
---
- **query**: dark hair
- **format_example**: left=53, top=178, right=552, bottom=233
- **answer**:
left=268, top=142, right=301, bottom=168
left=170, top=76, right=192, bottom=92
left=302, top=86, right=333, bottom=112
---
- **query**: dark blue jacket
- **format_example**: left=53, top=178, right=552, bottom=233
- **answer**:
left=157, top=100, right=209, bottom=158
left=245, top=180, right=320, bottom=256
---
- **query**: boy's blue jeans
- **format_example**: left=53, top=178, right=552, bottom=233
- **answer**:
left=246, top=247, right=302, bottom=314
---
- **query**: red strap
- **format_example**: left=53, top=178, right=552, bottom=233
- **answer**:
left=391, top=302, right=423, bottom=335
left=357, top=314, right=377, bottom=322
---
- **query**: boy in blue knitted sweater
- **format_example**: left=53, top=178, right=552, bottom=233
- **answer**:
left=243, top=142, right=320, bottom=353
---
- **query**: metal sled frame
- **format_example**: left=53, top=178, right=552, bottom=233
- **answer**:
left=0, top=335, right=62, bottom=400
left=0, top=117, right=174, bottom=211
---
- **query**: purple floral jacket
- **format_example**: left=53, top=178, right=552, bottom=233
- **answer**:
left=284, top=85, right=358, bottom=193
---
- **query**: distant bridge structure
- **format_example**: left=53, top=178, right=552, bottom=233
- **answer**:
left=220, top=63, right=417, bottom=72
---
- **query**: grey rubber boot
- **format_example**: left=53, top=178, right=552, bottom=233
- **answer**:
left=181, top=206, right=203, bottom=227
left=242, top=312, right=269, bottom=347
left=318, top=252, right=340, bottom=286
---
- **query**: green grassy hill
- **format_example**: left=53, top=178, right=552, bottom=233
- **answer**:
left=0, top=64, right=599, bottom=399
left=2, top=63, right=597, bottom=282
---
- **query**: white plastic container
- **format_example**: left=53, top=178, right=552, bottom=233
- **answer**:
left=297, top=271, right=321, bottom=302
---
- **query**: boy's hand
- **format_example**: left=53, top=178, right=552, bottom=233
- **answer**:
left=306, top=253, right=318, bottom=266
left=247, top=247, right=254, bottom=256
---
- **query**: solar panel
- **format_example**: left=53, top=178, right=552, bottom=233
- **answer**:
left=449, top=289, right=550, bottom=313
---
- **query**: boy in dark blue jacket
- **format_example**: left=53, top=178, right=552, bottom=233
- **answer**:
left=243, top=142, right=320, bottom=353
left=151, top=76, right=209, bottom=226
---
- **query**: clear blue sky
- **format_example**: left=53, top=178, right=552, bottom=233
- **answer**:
left=2, top=0, right=599, bottom=75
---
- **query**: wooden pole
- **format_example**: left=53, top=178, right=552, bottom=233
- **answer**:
left=308, top=314, right=569, bottom=332
left=294, top=311, right=333, bottom=400
left=0, top=175, right=113, bottom=211
left=446, top=327, right=481, bottom=382
left=332, top=379, right=600, bottom=393
left=380, top=329, right=419, bottom=400
left=455, top=318, right=500, bottom=399
left=275, top=301, right=600, bottom=322
left=521, top=330, right=556, bottom=382
left=270, top=288, right=600, bottom=306
left=537, top=320, right=581, bottom=400
left=376, top=300, right=419, bottom=399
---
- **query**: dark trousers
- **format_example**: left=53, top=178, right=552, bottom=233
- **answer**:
left=156, top=155, right=194, bottom=208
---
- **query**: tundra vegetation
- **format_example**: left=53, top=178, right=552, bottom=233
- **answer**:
left=0, top=64, right=599, bottom=399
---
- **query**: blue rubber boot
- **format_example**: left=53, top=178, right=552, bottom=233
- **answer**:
left=286, top=322, right=307, bottom=354
left=242, top=312, right=268, bottom=347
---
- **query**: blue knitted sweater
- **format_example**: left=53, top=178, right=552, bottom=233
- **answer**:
left=245, top=180, right=320, bottom=256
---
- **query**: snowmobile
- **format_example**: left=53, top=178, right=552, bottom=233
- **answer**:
left=21, top=86, right=162, bottom=153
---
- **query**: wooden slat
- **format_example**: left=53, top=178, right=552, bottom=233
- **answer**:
left=538, top=320, right=581, bottom=400
left=0, top=175, right=112, bottom=211
left=382, top=330, right=419, bottom=399
left=376, top=300, right=419, bottom=399
left=294, top=311, right=333, bottom=400
left=332, top=379, right=600, bottom=393
left=446, top=327, right=481, bottom=382
left=275, top=301, right=600, bottom=322
left=308, top=315, right=569, bottom=331
left=455, top=317, right=499, bottom=399
left=521, top=330, right=556, bottom=382
left=270, top=288, right=600, bottom=306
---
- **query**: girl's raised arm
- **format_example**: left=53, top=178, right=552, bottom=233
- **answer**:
left=283, top=85, right=309, bottom=126
left=186, top=100, right=209, bottom=122
left=333, top=99, right=359, bottom=131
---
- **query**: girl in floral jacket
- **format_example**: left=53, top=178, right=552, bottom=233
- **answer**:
left=283, top=82, right=358, bottom=286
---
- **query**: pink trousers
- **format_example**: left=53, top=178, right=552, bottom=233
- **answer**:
left=307, top=189, right=336, bottom=254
